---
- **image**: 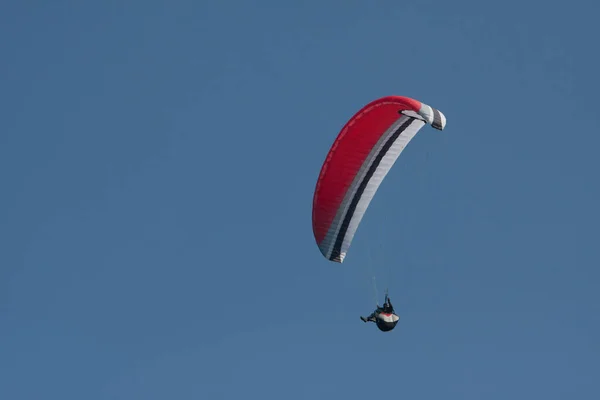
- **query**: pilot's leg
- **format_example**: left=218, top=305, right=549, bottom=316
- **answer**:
left=360, top=312, right=377, bottom=323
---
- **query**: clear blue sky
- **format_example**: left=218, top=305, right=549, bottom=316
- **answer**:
left=2, top=1, right=599, bottom=399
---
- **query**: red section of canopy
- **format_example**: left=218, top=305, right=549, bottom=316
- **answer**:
left=312, top=96, right=422, bottom=246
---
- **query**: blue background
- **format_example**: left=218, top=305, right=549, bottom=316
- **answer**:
left=2, top=1, right=599, bottom=398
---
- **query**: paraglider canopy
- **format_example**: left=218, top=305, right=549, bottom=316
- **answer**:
left=312, top=95, right=447, bottom=263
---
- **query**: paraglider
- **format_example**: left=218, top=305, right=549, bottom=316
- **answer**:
left=311, top=95, right=447, bottom=330
left=360, top=293, right=399, bottom=332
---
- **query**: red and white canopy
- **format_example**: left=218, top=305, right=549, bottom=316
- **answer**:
left=312, top=95, right=447, bottom=263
